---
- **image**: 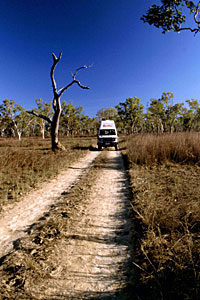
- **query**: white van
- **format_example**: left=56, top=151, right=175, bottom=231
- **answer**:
left=97, top=120, right=118, bottom=151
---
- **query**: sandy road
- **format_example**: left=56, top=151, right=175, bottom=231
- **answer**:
left=28, top=151, right=133, bottom=299
left=0, top=151, right=100, bottom=257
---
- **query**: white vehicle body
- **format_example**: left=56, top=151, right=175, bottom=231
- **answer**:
left=97, top=120, right=118, bottom=150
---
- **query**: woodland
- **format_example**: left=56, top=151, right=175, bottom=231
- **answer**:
left=0, top=92, right=200, bottom=141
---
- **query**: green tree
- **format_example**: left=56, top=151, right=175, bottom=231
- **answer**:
left=60, top=101, right=83, bottom=136
left=143, top=110, right=154, bottom=133
left=148, top=98, right=166, bottom=133
left=179, top=99, right=200, bottom=131
left=115, top=97, right=144, bottom=134
left=142, top=0, right=200, bottom=34
left=32, top=98, right=52, bottom=139
left=0, top=99, right=32, bottom=140
left=166, top=102, right=184, bottom=132
left=96, top=107, right=117, bottom=122
left=147, top=92, right=183, bottom=133
left=82, top=117, right=97, bottom=136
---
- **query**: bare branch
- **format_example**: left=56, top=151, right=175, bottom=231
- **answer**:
left=170, top=1, right=200, bottom=35
left=194, top=1, right=200, bottom=25
left=74, top=79, right=90, bottom=90
left=27, top=110, right=52, bottom=124
left=58, top=80, right=90, bottom=97
left=50, top=52, right=62, bottom=96
left=72, top=64, right=93, bottom=79
left=52, top=52, right=62, bottom=63
left=57, top=81, right=75, bottom=96
left=175, top=26, right=200, bottom=35
left=57, top=64, right=92, bottom=96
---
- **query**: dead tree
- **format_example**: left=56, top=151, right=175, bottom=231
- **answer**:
left=28, top=52, right=91, bottom=151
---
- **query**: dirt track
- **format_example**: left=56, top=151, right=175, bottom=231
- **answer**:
left=0, top=151, right=100, bottom=257
left=0, top=150, right=133, bottom=299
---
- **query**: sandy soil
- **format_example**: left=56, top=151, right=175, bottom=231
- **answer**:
left=0, top=151, right=100, bottom=257
left=0, top=150, right=133, bottom=299
left=28, top=151, right=133, bottom=299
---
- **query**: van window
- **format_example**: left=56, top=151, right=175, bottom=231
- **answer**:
left=100, top=129, right=116, bottom=135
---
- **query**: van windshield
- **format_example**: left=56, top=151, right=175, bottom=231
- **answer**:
left=99, top=129, right=116, bottom=135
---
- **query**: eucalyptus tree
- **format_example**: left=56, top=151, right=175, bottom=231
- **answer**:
left=60, top=100, right=84, bottom=136
left=96, top=107, right=117, bottom=122
left=28, top=53, right=91, bottom=151
left=148, top=98, right=166, bottom=133
left=32, top=98, right=52, bottom=139
left=179, top=99, right=200, bottom=130
left=166, top=102, right=184, bottom=132
left=142, top=0, right=200, bottom=34
left=0, top=99, right=32, bottom=140
left=80, top=116, right=98, bottom=136
left=147, top=92, right=183, bottom=133
left=186, top=99, right=200, bottom=130
left=115, top=97, right=144, bottom=134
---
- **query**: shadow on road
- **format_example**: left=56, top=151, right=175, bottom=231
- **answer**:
left=73, top=145, right=99, bottom=151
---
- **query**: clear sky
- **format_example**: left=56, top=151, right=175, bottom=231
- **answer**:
left=1, top=0, right=200, bottom=117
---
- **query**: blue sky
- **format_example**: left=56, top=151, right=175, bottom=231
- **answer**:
left=0, top=0, right=200, bottom=117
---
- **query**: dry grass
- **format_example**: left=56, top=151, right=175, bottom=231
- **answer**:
left=126, top=132, right=200, bottom=165
left=0, top=137, right=96, bottom=211
left=0, top=151, right=107, bottom=300
left=124, top=133, right=200, bottom=299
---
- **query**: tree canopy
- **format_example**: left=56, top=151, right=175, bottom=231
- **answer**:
left=142, top=0, right=200, bottom=34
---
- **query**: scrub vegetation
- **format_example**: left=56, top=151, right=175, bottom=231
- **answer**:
left=124, top=132, right=200, bottom=300
left=0, top=137, right=95, bottom=211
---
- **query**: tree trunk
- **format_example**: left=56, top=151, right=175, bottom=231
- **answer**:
left=159, top=118, right=164, bottom=133
left=17, top=131, right=22, bottom=141
left=42, top=127, right=45, bottom=139
left=40, top=122, right=45, bottom=139
left=170, top=123, right=173, bottom=133
left=11, top=128, right=16, bottom=137
left=131, top=122, right=135, bottom=134
left=27, top=52, right=90, bottom=151
left=51, top=98, right=66, bottom=151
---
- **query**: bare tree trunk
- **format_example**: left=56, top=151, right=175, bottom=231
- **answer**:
left=28, top=52, right=91, bottom=151
left=17, top=131, right=22, bottom=141
left=49, top=53, right=90, bottom=151
left=50, top=96, right=66, bottom=151
left=131, top=122, right=135, bottom=134
left=159, top=118, right=164, bottom=133
left=170, top=123, right=173, bottom=133
left=42, top=127, right=45, bottom=139
left=40, top=121, right=45, bottom=139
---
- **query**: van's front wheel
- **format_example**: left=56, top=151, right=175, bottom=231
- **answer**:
left=98, top=145, right=102, bottom=151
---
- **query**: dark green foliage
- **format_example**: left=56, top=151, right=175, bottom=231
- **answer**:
left=142, top=0, right=200, bottom=34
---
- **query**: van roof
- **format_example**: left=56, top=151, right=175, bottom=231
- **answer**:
left=99, top=120, right=116, bottom=129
